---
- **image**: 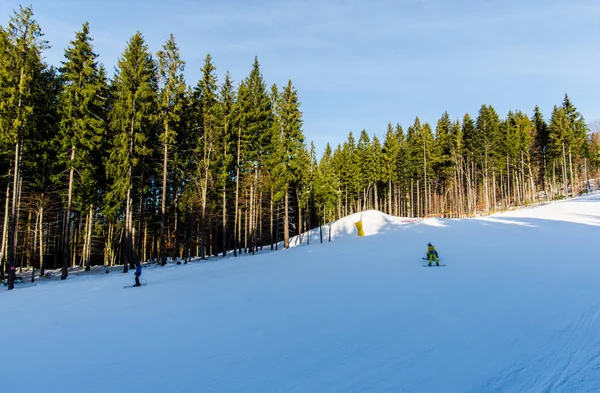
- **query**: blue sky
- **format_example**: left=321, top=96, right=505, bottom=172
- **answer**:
left=1, top=0, right=598, bottom=155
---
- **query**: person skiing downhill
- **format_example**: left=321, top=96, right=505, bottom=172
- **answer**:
left=426, top=243, right=439, bottom=266
left=134, top=262, right=142, bottom=287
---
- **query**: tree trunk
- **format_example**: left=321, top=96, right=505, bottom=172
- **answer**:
left=270, top=187, right=274, bottom=250
left=143, top=222, right=148, bottom=263
left=85, top=204, right=93, bottom=271
left=562, top=142, right=568, bottom=197
left=284, top=188, right=290, bottom=249
left=568, top=146, right=574, bottom=196
left=484, top=150, right=489, bottom=212
left=161, top=126, right=169, bottom=266
left=123, top=183, right=132, bottom=273
left=374, top=182, right=379, bottom=211
left=233, top=127, right=241, bottom=257
left=249, top=183, right=254, bottom=254
left=31, top=210, right=39, bottom=282
left=81, top=210, right=90, bottom=268
left=222, top=181, right=227, bottom=257
left=7, top=64, right=27, bottom=290
left=173, top=196, right=179, bottom=261
left=258, top=189, right=263, bottom=251
left=1, top=173, right=10, bottom=281
left=244, top=196, right=248, bottom=253
left=60, top=146, right=76, bottom=280
left=39, top=201, right=44, bottom=277
left=388, top=180, right=392, bottom=215
left=24, top=209, right=31, bottom=272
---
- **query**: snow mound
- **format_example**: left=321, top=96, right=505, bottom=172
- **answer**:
left=329, top=209, right=409, bottom=237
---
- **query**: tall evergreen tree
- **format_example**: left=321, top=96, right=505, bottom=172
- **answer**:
left=272, top=80, right=304, bottom=248
left=532, top=106, right=549, bottom=189
left=58, top=22, right=106, bottom=278
left=381, top=123, right=399, bottom=214
left=193, top=54, right=218, bottom=259
left=236, top=58, right=272, bottom=252
left=157, top=34, right=185, bottom=265
left=106, top=31, right=157, bottom=272
left=0, top=6, right=48, bottom=289
left=548, top=106, right=572, bottom=197
left=215, top=71, right=236, bottom=256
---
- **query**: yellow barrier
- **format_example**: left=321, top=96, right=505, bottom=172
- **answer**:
left=354, top=220, right=365, bottom=237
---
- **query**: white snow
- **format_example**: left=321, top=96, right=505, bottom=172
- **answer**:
left=2, top=195, right=600, bottom=392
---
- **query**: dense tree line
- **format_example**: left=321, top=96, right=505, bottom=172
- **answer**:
left=1, top=6, right=599, bottom=289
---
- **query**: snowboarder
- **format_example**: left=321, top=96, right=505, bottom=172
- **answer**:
left=426, top=242, right=439, bottom=266
left=134, top=262, right=142, bottom=287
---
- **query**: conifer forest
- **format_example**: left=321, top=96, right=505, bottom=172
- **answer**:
left=1, top=6, right=599, bottom=290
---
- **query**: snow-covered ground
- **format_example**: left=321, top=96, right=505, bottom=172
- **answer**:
left=2, top=195, right=600, bottom=393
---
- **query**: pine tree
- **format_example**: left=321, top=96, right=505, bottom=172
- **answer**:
left=475, top=105, right=501, bottom=212
left=370, top=135, right=382, bottom=211
left=236, top=58, right=272, bottom=253
left=215, top=71, right=236, bottom=256
left=548, top=106, right=572, bottom=197
left=381, top=123, right=399, bottom=215
left=434, top=112, right=455, bottom=214
left=57, top=22, right=106, bottom=278
left=193, top=54, right=218, bottom=259
left=272, top=80, right=304, bottom=248
left=356, top=130, right=371, bottom=210
left=561, top=94, right=588, bottom=191
left=0, top=6, right=48, bottom=289
left=157, top=34, right=185, bottom=265
left=461, top=113, right=477, bottom=213
left=316, top=143, right=340, bottom=223
left=532, top=106, right=549, bottom=190
left=25, top=65, right=60, bottom=279
left=107, top=31, right=157, bottom=272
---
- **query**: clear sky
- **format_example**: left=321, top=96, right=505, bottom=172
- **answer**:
left=1, top=0, right=598, bottom=155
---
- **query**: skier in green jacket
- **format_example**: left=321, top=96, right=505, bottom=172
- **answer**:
left=426, top=243, right=439, bottom=266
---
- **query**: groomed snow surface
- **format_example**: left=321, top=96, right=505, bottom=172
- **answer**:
left=2, top=195, right=600, bottom=393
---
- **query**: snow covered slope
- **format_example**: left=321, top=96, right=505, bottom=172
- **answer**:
left=2, top=195, right=600, bottom=393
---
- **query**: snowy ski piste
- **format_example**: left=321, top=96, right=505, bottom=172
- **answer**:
left=3, top=195, right=600, bottom=393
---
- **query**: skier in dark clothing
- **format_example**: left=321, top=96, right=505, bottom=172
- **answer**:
left=134, top=262, right=142, bottom=287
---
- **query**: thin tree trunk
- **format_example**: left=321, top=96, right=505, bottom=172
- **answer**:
left=284, top=187, right=290, bottom=249
left=7, top=63, right=26, bottom=290
left=31, top=210, right=39, bottom=282
left=417, top=179, right=420, bottom=217
left=85, top=205, right=93, bottom=271
left=249, top=183, right=254, bottom=254
left=233, top=127, right=241, bottom=257
left=123, top=184, right=132, bottom=273
left=61, top=146, right=76, bottom=280
left=388, top=180, right=392, bottom=215
left=222, top=182, right=227, bottom=257
left=320, top=207, right=324, bottom=243
left=39, top=202, right=44, bottom=277
left=553, top=159, right=557, bottom=200
left=270, top=187, right=274, bottom=250
left=143, top=222, right=148, bottom=263
left=568, top=146, right=574, bottom=196
left=244, top=196, right=248, bottom=253
left=160, top=126, right=169, bottom=266
left=24, top=209, right=32, bottom=272
left=258, top=189, right=263, bottom=251
left=374, top=182, right=379, bottom=211
left=82, top=210, right=90, bottom=268
left=1, top=173, right=10, bottom=281
left=173, top=196, right=179, bottom=261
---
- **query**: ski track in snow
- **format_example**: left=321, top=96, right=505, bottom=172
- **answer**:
left=2, top=194, right=600, bottom=392
left=478, top=301, right=600, bottom=393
